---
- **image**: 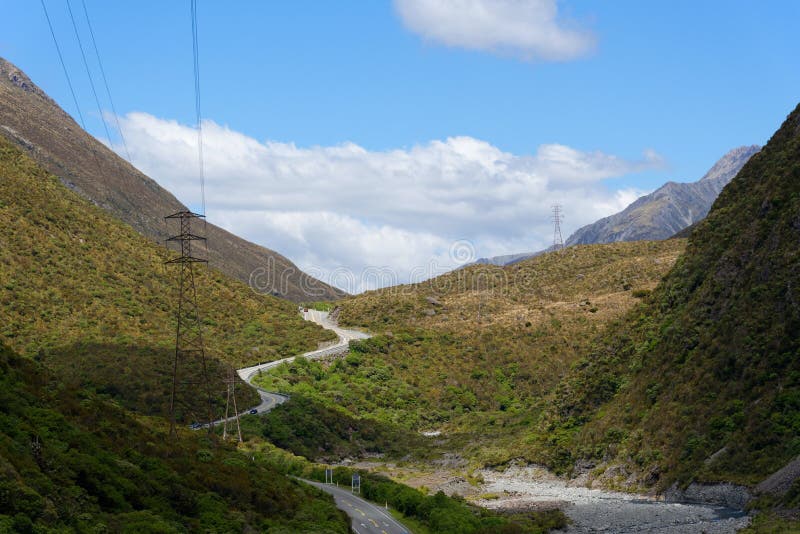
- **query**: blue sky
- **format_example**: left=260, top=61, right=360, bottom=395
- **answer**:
left=2, top=1, right=799, bottom=290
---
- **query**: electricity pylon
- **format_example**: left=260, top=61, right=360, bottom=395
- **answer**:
left=222, top=366, right=243, bottom=442
left=552, top=205, right=564, bottom=252
left=165, top=210, right=214, bottom=438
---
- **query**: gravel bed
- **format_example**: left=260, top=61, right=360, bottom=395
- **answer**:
left=475, top=467, right=751, bottom=533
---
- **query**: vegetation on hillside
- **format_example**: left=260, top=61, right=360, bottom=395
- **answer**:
left=307, top=466, right=569, bottom=534
left=256, top=392, right=423, bottom=461
left=338, top=239, right=683, bottom=332
left=254, top=240, right=685, bottom=467
left=535, top=104, right=800, bottom=492
left=257, top=99, right=800, bottom=521
left=0, top=137, right=335, bottom=420
left=0, top=132, right=570, bottom=534
left=0, top=341, right=351, bottom=532
left=0, top=56, right=343, bottom=302
left=239, top=420, right=570, bottom=534
left=272, top=106, right=799, bottom=507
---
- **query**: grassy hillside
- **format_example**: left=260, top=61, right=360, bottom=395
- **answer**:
left=339, top=239, right=684, bottom=332
left=0, top=56, right=343, bottom=301
left=0, top=341, right=351, bottom=532
left=254, top=240, right=684, bottom=464
left=0, top=135, right=335, bottom=421
left=0, top=133, right=566, bottom=534
left=537, top=104, right=800, bottom=491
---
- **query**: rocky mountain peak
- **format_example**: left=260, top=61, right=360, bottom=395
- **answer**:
left=0, top=57, right=53, bottom=103
left=698, top=144, right=761, bottom=184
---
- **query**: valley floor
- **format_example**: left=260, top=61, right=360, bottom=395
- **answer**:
left=347, top=460, right=752, bottom=533
left=255, top=309, right=760, bottom=533
left=475, top=466, right=750, bottom=533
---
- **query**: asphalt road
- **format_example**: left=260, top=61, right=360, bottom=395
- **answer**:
left=302, top=479, right=410, bottom=534
left=236, top=309, right=370, bottom=384
left=200, top=386, right=289, bottom=429
left=197, top=311, right=397, bottom=531
left=198, top=310, right=369, bottom=429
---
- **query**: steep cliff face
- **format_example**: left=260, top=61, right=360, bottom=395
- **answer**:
left=0, top=57, right=342, bottom=301
left=566, top=145, right=760, bottom=245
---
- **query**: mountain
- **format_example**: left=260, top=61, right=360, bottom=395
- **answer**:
left=0, top=134, right=336, bottom=421
left=267, top=105, right=800, bottom=526
left=0, top=77, right=555, bottom=534
left=566, top=145, right=760, bottom=245
left=0, top=56, right=342, bottom=302
left=473, top=146, right=759, bottom=267
left=471, top=247, right=556, bottom=267
left=542, top=104, right=800, bottom=494
left=0, top=126, right=348, bottom=530
left=255, top=239, right=685, bottom=466
left=471, top=251, right=539, bottom=266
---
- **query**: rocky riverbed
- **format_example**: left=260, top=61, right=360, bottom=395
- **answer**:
left=474, top=466, right=751, bottom=533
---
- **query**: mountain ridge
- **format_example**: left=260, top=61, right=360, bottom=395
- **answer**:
left=567, top=144, right=760, bottom=245
left=473, top=145, right=759, bottom=267
left=0, top=56, right=342, bottom=302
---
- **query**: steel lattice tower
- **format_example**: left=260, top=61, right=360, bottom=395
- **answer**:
left=165, top=210, right=214, bottom=438
left=552, top=204, right=564, bottom=252
left=222, top=366, right=243, bottom=442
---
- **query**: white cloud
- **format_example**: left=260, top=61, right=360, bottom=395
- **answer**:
left=119, top=112, right=661, bottom=292
left=393, top=0, right=595, bottom=61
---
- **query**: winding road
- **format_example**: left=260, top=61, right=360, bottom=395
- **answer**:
left=222, top=309, right=406, bottom=532
left=234, top=309, right=371, bottom=417
left=202, top=309, right=370, bottom=428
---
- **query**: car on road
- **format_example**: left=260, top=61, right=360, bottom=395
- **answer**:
left=189, top=422, right=202, bottom=430
left=249, top=408, right=258, bottom=414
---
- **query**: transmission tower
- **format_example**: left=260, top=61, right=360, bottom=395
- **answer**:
left=552, top=204, right=564, bottom=252
left=165, top=210, right=214, bottom=438
left=222, top=366, right=243, bottom=442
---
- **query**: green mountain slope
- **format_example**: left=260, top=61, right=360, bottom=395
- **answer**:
left=542, top=104, right=800, bottom=489
left=0, top=120, right=562, bottom=534
left=255, top=239, right=684, bottom=465
left=0, top=341, right=351, bottom=532
left=0, top=135, right=335, bottom=421
left=0, top=56, right=342, bottom=302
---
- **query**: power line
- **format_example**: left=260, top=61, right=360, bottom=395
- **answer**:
left=40, top=0, right=86, bottom=131
left=80, top=0, right=132, bottom=162
left=191, top=0, right=206, bottom=217
left=65, top=0, right=114, bottom=154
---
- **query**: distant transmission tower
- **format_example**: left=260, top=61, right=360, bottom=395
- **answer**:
left=552, top=204, right=564, bottom=252
left=165, top=210, right=214, bottom=438
left=222, top=366, right=243, bottom=442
